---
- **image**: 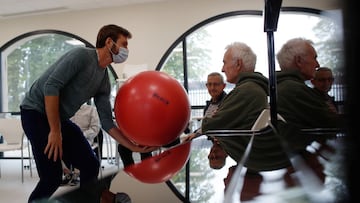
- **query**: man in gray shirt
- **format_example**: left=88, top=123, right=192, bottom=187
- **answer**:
left=20, top=24, right=156, bottom=203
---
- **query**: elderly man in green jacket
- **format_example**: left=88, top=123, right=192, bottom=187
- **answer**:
left=202, top=42, right=290, bottom=172
left=276, top=38, right=342, bottom=183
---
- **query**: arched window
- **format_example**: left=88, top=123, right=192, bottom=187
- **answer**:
left=158, top=8, right=344, bottom=203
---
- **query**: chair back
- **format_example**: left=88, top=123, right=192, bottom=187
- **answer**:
left=251, top=108, right=286, bottom=131
left=0, top=118, right=24, bottom=144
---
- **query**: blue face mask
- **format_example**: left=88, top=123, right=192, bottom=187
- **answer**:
left=110, top=41, right=129, bottom=63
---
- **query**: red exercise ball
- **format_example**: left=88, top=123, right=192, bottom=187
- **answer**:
left=114, top=70, right=190, bottom=146
left=124, top=141, right=192, bottom=183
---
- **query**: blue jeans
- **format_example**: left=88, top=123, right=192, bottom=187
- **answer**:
left=20, top=108, right=100, bottom=202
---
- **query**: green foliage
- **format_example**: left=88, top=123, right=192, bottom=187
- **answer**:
left=6, top=34, right=83, bottom=112
left=314, top=16, right=345, bottom=83
left=171, top=148, right=215, bottom=202
left=162, top=27, right=211, bottom=83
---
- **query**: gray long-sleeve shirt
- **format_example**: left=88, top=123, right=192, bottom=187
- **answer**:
left=20, top=47, right=116, bottom=132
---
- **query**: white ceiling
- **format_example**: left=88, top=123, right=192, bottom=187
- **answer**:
left=0, top=0, right=172, bottom=19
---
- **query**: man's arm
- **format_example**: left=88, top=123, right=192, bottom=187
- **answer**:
left=107, top=127, right=158, bottom=153
left=44, top=95, right=63, bottom=161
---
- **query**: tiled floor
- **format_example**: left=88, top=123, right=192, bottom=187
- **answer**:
left=0, top=159, right=119, bottom=203
left=0, top=159, right=38, bottom=203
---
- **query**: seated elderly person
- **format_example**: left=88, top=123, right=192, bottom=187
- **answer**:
left=275, top=37, right=343, bottom=182
left=201, top=42, right=290, bottom=172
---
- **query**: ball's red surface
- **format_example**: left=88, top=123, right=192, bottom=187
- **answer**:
left=114, top=70, right=190, bottom=146
left=124, top=141, right=192, bottom=183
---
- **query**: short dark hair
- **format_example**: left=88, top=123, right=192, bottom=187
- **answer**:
left=96, top=24, right=132, bottom=48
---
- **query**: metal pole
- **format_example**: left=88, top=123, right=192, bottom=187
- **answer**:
left=264, top=0, right=282, bottom=128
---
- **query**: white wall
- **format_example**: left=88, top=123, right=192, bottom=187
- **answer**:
left=0, top=0, right=341, bottom=76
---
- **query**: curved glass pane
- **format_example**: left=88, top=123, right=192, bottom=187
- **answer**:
left=161, top=10, right=344, bottom=203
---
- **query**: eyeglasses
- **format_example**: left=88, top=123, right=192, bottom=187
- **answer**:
left=316, top=77, right=334, bottom=82
left=206, top=82, right=222, bottom=87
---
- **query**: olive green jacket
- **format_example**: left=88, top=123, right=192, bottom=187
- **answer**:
left=202, top=72, right=291, bottom=171
left=202, top=72, right=269, bottom=132
left=276, top=69, right=341, bottom=152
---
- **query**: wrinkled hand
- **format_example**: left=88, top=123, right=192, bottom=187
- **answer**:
left=182, top=133, right=197, bottom=142
left=44, top=131, right=63, bottom=162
